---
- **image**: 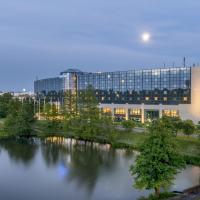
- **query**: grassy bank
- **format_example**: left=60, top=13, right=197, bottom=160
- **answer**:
left=0, top=118, right=5, bottom=128
left=1, top=119, right=200, bottom=165
left=33, top=120, right=200, bottom=165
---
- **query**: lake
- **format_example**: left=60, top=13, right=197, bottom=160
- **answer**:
left=0, top=137, right=199, bottom=200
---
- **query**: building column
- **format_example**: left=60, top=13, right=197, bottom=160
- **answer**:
left=158, top=104, right=162, bottom=118
left=111, top=108, right=115, bottom=118
left=110, top=103, right=115, bottom=119
left=141, top=104, right=145, bottom=123
left=125, top=108, right=129, bottom=120
left=159, top=108, right=163, bottom=119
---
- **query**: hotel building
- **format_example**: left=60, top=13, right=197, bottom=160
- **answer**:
left=34, top=66, right=200, bottom=123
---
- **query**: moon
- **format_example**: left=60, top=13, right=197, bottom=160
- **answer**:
left=142, top=32, right=151, bottom=42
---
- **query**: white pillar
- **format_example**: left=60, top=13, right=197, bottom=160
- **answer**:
left=159, top=104, right=163, bottom=119
left=125, top=108, right=129, bottom=120
left=141, top=104, right=145, bottom=123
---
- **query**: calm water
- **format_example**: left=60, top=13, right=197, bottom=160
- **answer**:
left=0, top=137, right=199, bottom=200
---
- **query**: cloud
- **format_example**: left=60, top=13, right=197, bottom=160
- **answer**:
left=0, top=0, right=199, bottom=91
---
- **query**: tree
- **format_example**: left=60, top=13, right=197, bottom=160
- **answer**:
left=62, top=90, right=79, bottom=132
left=63, top=90, right=78, bottom=120
left=76, top=86, right=101, bottom=139
left=161, top=116, right=182, bottom=136
left=122, top=120, right=135, bottom=132
left=4, top=99, right=35, bottom=136
left=98, top=110, right=116, bottom=142
left=130, top=119, right=185, bottom=197
left=44, top=103, right=61, bottom=132
left=182, top=120, right=196, bottom=137
left=0, top=93, right=13, bottom=118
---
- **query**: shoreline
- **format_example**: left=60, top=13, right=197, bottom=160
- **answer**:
left=1, top=131, right=200, bottom=166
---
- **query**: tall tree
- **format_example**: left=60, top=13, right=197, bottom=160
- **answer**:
left=0, top=93, right=13, bottom=118
left=63, top=90, right=77, bottom=120
left=44, top=103, right=61, bottom=132
left=4, top=99, right=35, bottom=136
left=130, top=119, right=185, bottom=197
left=76, top=86, right=101, bottom=139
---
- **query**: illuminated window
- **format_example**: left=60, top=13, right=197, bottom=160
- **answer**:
left=145, top=97, right=149, bottom=101
left=163, top=110, right=179, bottom=117
left=101, top=97, right=104, bottom=101
left=115, top=108, right=125, bottom=115
left=183, top=97, right=188, bottom=101
left=103, top=108, right=111, bottom=113
left=163, top=97, right=167, bottom=101
left=154, top=97, right=158, bottom=101
left=130, top=109, right=141, bottom=115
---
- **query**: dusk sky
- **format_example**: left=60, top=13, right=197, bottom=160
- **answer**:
left=0, top=0, right=200, bottom=91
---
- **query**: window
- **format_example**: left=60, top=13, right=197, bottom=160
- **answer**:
left=115, top=108, right=125, bottom=115
left=103, top=108, right=111, bottom=113
left=130, top=109, right=141, bottom=115
left=163, top=110, right=179, bottom=117
left=183, top=97, right=188, bottom=101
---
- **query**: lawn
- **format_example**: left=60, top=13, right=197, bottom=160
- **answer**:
left=176, top=136, right=200, bottom=157
left=117, top=131, right=199, bottom=155
left=0, top=118, right=5, bottom=129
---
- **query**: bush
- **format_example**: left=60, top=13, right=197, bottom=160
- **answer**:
left=182, top=120, right=196, bottom=136
left=122, top=120, right=135, bottom=132
left=139, top=192, right=176, bottom=200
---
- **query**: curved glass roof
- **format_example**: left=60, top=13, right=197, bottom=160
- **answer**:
left=60, top=68, right=82, bottom=75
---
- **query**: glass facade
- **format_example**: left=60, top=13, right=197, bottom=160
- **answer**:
left=34, top=67, right=191, bottom=105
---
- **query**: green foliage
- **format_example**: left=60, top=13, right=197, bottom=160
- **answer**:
left=62, top=90, right=77, bottom=119
left=139, top=192, right=176, bottom=200
left=130, top=119, right=185, bottom=197
left=0, top=93, right=13, bottom=118
left=182, top=120, right=196, bottom=136
left=44, top=103, right=62, bottom=132
left=65, top=86, right=114, bottom=141
left=4, top=99, right=35, bottom=136
left=75, top=86, right=101, bottom=139
left=161, top=116, right=182, bottom=136
left=122, top=120, right=135, bottom=132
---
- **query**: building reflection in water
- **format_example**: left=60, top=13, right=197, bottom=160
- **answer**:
left=41, top=137, right=119, bottom=197
left=0, top=137, right=198, bottom=200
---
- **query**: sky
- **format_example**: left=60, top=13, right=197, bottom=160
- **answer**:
left=0, top=0, right=200, bottom=91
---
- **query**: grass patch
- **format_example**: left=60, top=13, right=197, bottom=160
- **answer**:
left=176, top=136, right=200, bottom=157
left=115, top=131, right=148, bottom=149
left=0, top=118, right=5, bottom=128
